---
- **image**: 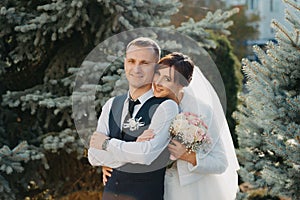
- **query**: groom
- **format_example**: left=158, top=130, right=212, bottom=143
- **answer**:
left=89, top=37, right=178, bottom=200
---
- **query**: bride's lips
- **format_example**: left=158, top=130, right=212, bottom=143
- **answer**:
left=153, top=84, right=164, bottom=93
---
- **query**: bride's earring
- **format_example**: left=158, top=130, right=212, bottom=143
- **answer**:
left=177, top=89, right=184, bottom=102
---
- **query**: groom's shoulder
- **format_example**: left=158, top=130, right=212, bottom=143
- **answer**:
left=111, top=94, right=127, bottom=101
left=104, top=94, right=127, bottom=107
left=108, top=94, right=127, bottom=101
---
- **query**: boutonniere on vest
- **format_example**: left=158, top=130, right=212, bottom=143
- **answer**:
left=123, top=117, right=145, bottom=131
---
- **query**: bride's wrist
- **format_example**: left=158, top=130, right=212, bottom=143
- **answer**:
left=180, top=151, right=196, bottom=166
left=185, top=152, right=197, bottom=166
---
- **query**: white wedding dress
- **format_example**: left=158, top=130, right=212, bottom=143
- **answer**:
left=163, top=67, right=239, bottom=200
left=164, top=166, right=237, bottom=200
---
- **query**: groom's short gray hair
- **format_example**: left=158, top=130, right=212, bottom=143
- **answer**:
left=126, top=37, right=161, bottom=61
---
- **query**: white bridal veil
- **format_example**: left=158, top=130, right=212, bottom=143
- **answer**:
left=184, top=66, right=240, bottom=197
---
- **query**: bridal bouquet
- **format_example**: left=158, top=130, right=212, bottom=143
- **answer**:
left=169, top=112, right=212, bottom=159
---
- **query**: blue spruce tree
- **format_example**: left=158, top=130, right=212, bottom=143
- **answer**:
left=234, top=0, right=300, bottom=199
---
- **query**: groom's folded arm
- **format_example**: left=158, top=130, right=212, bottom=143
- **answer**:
left=88, top=147, right=125, bottom=168
left=88, top=97, right=117, bottom=167
left=107, top=99, right=178, bottom=165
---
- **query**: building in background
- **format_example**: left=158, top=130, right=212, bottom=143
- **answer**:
left=224, top=0, right=288, bottom=44
left=223, top=0, right=296, bottom=60
left=245, top=0, right=288, bottom=45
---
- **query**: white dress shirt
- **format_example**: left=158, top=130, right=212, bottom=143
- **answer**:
left=88, top=89, right=178, bottom=166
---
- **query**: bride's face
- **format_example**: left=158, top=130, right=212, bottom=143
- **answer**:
left=153, top=66, right=182, bottom=101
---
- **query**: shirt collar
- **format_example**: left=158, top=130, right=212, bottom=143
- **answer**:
left=126, top=89, right=153, bottom=105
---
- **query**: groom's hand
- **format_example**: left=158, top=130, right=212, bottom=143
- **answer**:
left=89, top=132, right=109, bottom=150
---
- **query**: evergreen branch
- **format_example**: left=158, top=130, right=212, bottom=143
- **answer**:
left=272, top=20, right=300, bottom=51
left=176, top=7, right=239, bottom=49
left=285, top=9, right=300, bottom=30
left=283, top=0, right=300, bottom=11
left=296, top=30, right=299, bottom=46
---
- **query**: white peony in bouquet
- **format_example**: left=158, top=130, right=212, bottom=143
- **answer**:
left=169, top=112, right=212, bottom=160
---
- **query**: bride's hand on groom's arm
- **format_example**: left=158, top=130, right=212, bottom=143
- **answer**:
left=136, top=129, right=155, bottom=142
left=168, top=140, right=197, bottom=166
left=89, top=131, right=109, bottom=150
left=102, top=166, right=113, bottom=186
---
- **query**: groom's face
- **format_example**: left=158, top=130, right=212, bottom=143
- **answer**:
left=124, top=45, right=158, bottom=90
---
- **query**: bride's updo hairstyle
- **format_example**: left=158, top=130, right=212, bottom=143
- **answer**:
left=156, top=52, right=194, bottom=87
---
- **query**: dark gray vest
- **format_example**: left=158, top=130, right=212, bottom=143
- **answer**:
left=108, top=94, right=170, bottom=172
left=103, top=94, right=171, bottom=200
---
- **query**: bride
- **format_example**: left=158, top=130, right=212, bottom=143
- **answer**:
left=98, top=52, right=239, bottom=199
